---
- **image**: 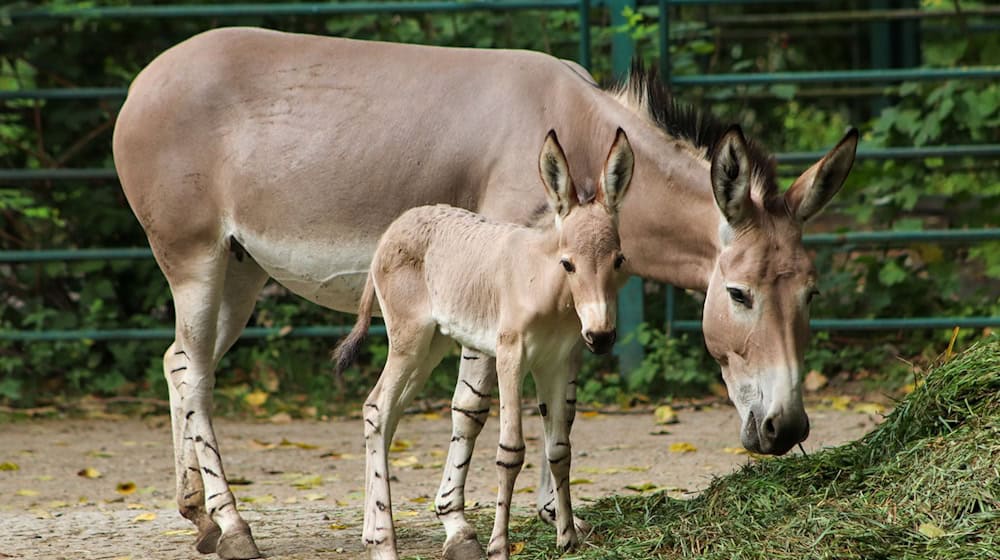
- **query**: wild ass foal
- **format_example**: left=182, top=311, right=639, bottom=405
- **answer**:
left=335, top=129, right=634, bottom=560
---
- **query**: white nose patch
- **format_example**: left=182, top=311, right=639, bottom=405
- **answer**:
left=578, top=301, right=612, bottom=333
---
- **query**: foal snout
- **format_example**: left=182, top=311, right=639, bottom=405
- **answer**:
left=584, top=329, right=617, bottom=354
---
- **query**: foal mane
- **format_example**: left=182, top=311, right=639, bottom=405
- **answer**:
left=610, top=59, right=779, bottom=203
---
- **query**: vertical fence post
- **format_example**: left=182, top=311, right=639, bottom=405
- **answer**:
left=607, top=0, right=644, bottom=374
left=578, top=0, right=591, bottom=70
left=658, top=0, right=670, bottom=84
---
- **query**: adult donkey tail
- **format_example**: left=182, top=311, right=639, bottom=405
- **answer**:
left=333, top=272, right=375, bottom=377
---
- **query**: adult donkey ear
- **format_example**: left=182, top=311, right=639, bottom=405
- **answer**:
left=596, top=127, right=634, bottom=213
left=785, top=128, right=859, bottom=223
left=711, top=125, right=754, bottom=229
left=538, top=129, right=577, bottom=220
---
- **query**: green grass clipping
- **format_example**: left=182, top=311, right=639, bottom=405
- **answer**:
left=515, top=336, right=999, bottom=559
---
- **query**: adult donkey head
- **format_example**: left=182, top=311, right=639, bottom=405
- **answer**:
left=703, top=124, right=858, bottom=455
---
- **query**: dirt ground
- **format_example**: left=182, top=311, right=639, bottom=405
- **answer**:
left=0, top=404, right=881, bottom=560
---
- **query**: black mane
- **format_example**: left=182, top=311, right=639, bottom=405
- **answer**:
left=615, top=59, right=778, bottom=198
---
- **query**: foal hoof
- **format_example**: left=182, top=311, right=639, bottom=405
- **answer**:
left=194, top=522, right=222, bottom=554
left=217, top=529, right=261, bottom=560
left=443, top=527, right=484, bottom=560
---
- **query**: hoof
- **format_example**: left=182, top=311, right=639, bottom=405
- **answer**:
left=443, top=527, right=484, bottom=560
left=217, top=529, right=261, bottom=560
left=194, top=522, right=222, bottom=554
left=573, top=516, right=593, bottom=538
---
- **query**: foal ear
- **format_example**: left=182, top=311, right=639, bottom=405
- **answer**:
left=710, top=125, right=753, bottom=228
left=596, top=127, right=634, bottom=213
left=538, top=129, right=577, bottom=219
left=785, top=128, right=859, bottom=223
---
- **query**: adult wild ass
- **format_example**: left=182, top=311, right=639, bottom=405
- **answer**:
left=334, top=129, right=633, bottom=559
left=113, top=28, right=858, bottom=560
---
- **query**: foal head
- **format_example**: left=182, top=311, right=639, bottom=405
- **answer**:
left=538, top=128, right=634, bottom=355
left=702, top=125, right=858, bottom=455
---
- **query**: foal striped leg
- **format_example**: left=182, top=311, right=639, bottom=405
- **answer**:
left=533, top=362, right=580, bottom=552
left=487, top=338, right=526, bottom=560
left=436, top=349, right=496, bottom=559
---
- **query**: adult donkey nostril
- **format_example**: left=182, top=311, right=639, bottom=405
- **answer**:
left=762, top=416, right=777, bottom=439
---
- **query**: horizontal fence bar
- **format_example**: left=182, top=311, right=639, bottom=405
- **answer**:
left=0, top=88, right=127, bottom=101
left=671, top=317, right=1000, bottom=332
left=0, top=325, right=386, bottom=342
left=672, top=67, right=1000, bottom=86
left=4, top=145, right=997, bottom=182
left=2, top=317, right=994, bottom=342
left=710, top=7, right=1000, bottom=25
left=803, top=229, right=1000, bottom=246
left=3, top=1, right=580, bottom=20
left=2, top=229, right=998, bottom=264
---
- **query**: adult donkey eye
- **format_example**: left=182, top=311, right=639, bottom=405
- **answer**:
left=727, top=287, right=751, bottom=308
left=560, top=258, right=576, bottom=273
left=614, top=254, right=626, bottom=270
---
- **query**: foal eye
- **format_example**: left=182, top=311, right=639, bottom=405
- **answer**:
left=727, top=287, right=752, bottom=308
left=807, top=288, right=820, bottom=304
left=613, top=254, right=626, bottom=270
left=560, top=258, right=576, bottom=273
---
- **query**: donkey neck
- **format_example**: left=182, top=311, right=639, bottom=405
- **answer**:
left=601, top=101, right=723, bottom=293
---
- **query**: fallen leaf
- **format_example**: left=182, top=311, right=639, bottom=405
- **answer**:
left=280, top=438, right=319, bottom=450
left=228, top=476, right=253, bottom=486
left=16, top=489, right=39, bottom=497
left=409, top=496, right=430, bottom=504
left=77, top=467, right=102, bottom=479
left=162, top=529, right=197, bottom=536
left=669, top=442, right=697, bottom=453
left=395, top=511, right=420, bottom=518
left=918, top=522, right=946, bottom=539
left=420, top=412, right=443, bottom=420
left=291, top=474, right=324, bottom=490
left=569, top=478, right=592, bottom=485
left=238, top=494, right=275, bottom=504
left=804, top=370, right=829, bottom=392
left=723, top=447, right=748, bottom=455
left=649, top=429, right=672, bottom=436
left=0, top=462, right=19, bottom=471
left=828, top=395, right=852, bottom=411
left=249, top=439, right=277, bottom=450
left=389, top=439, right=413, bottom=453
left=390, top=455, right=420, bottom=468
left=132, top=512, right=157, bottom=522
left=654, top=405, right=678, bottom=425
left=86, top=450, right=113, bottom=458
left=625, top=482, right=659, bottom=492
left=269, top=412, right=292, bottom=424
left=304, top=493, right=327, bottom=501
left=510, top=541, right=526, bottom=555
left=244, top=391, right=269, bottom=407
left=126, top=503, right=147, bottom=510
left=580, top=411, right=602, bottom=419
left=46, top=500, right=69, bottom=509
left=514, top=486, right=535, bottom=494
left=854, top=402, right=886, bottom=415
left=116, top=482, right=137, bottom=495
left=578, top=466, right=649, bottom=475
left=329, top=523, right=351, bottom=530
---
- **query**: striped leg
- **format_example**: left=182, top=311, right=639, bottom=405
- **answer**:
left=535, top=359, right=592, bottom=537
left=486, top=334, right=526, bottom=560
left=437, top=348, right=496, bottom=560
left=532, top=362, right=579, bottom=552
left=165, top=250, right=267, bottom=560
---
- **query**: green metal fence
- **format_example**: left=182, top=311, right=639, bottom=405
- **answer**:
left=2, top=0, right=998, bottom=366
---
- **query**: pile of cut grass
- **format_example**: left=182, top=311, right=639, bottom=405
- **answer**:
left=515, top=337, right=999, bottom=559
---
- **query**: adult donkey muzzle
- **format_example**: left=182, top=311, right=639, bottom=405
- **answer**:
left=584, top=329, right=617, bottom=355
left=742, top=407, right=810, bottom=455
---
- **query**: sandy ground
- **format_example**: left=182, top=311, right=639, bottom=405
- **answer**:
left=0, top=404, right=881, bottom=560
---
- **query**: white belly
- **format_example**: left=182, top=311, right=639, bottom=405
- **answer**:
left=236, top=228, right=376, bottom=314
